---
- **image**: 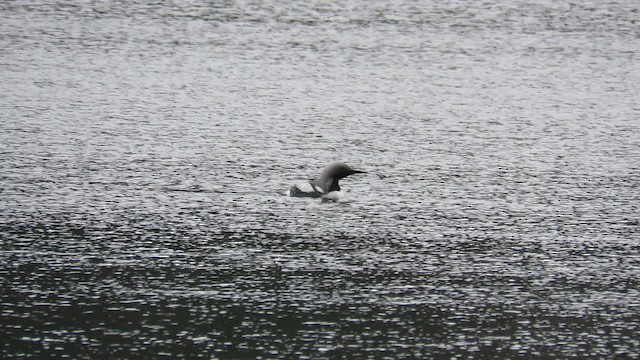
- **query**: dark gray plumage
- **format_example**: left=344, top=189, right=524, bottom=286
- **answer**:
left=289, top=162, right=366, bottom=198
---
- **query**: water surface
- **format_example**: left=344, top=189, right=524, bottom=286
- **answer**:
left=1, top=0, right=639, bottom=358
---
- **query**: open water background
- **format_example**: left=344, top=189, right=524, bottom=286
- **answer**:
left=1, top=0, right=639, bottom=358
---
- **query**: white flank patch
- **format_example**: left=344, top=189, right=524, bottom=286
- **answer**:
left=323, top=191, right=345, bottom=201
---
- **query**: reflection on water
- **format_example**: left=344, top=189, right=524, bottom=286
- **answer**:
left=1, top=0, right=639, bottom=358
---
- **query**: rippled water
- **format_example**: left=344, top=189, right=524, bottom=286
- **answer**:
left=1, top=0, right=639, bottom=358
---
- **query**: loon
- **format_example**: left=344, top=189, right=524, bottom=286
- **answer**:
left=289, top=162, right=367, bottom=199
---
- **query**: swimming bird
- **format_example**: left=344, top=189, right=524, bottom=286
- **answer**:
left=289, top=162, right=366, bottom=199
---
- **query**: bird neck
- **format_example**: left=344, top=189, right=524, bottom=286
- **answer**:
left=326, top=178, right=341, bottom=193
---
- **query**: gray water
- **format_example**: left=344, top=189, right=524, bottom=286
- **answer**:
left=1, top=0, right=639, bottom=358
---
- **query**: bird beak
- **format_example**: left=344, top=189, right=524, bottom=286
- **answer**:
left=353, top=170, right=367, bottom=174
